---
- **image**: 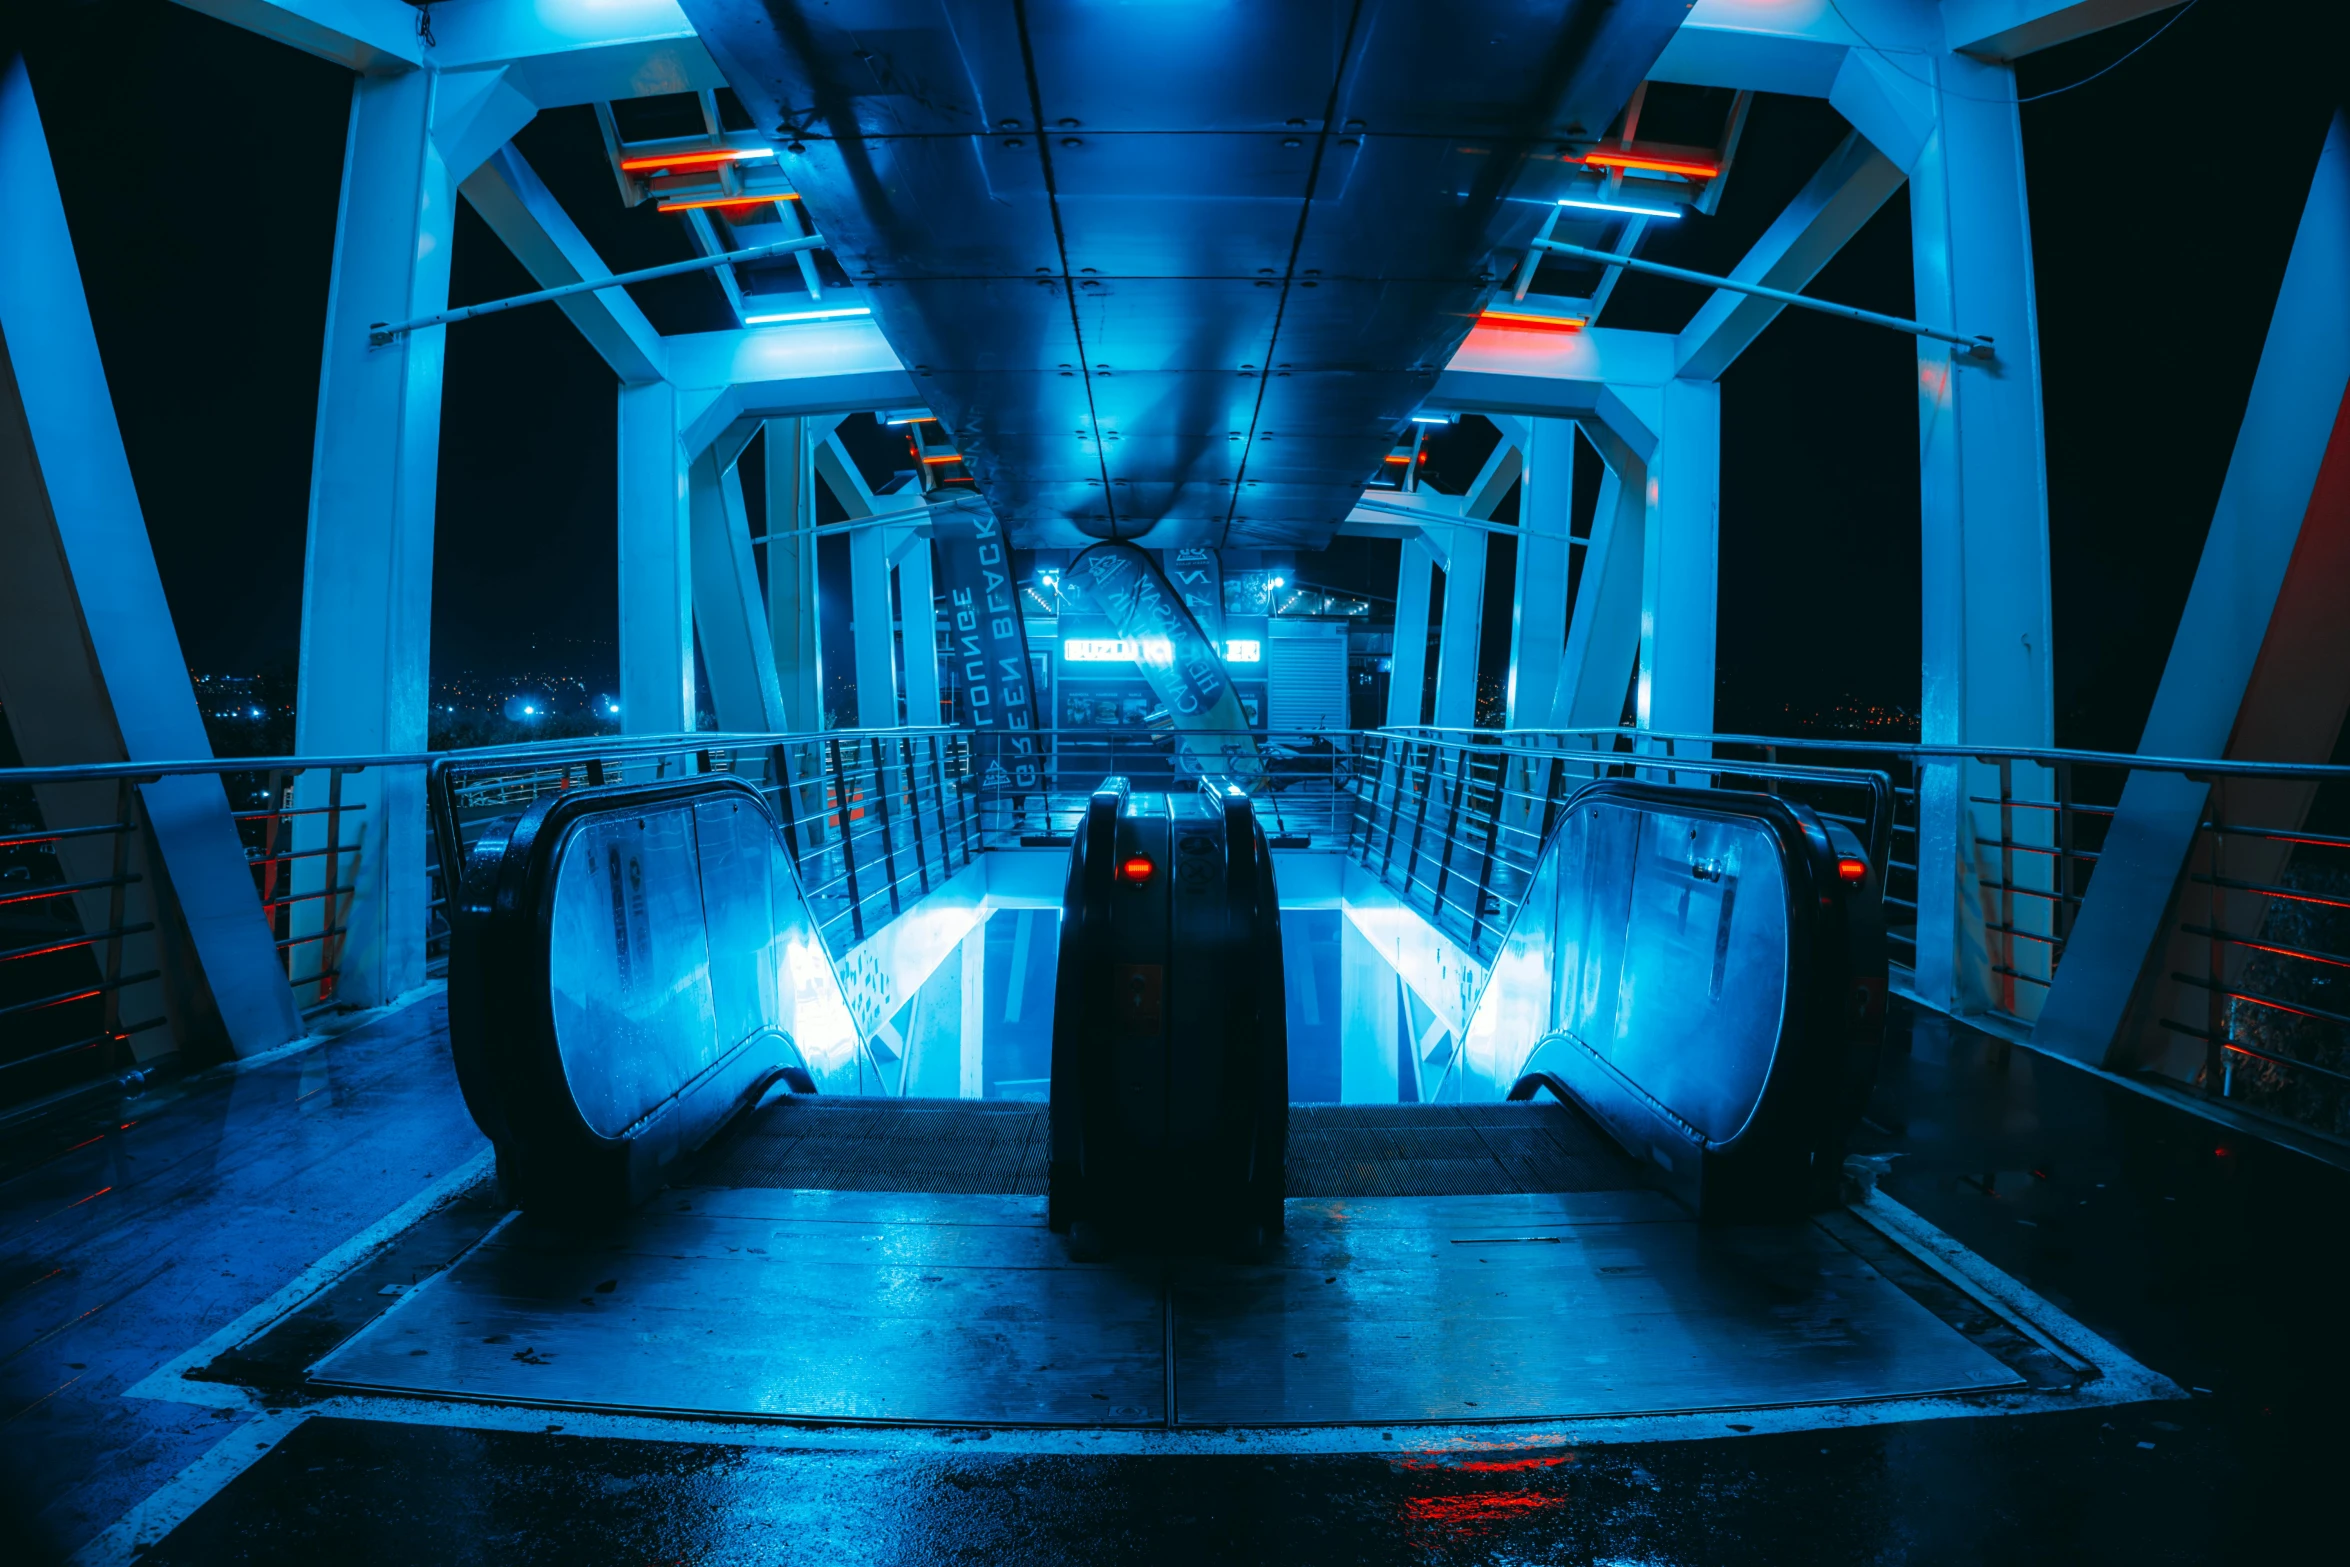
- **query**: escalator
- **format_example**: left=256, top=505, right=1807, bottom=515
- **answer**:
left=1046, top=777, right=1286, bottom=1249
left=440, top=765, right=1883, bottom=1233
left=301, top=760, right=2084, bottom=1429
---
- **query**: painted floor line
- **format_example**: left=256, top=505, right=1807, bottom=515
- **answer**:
left=68, top=1408, right=311, bottom=1567
left=1856, top=1187, right=2185, bottom=1405
left=122, top=1145, right=494, bottom=1410
left=288, top=1369, right=2189, bottom=1460
left=223, top=980, right=448, bottom=1077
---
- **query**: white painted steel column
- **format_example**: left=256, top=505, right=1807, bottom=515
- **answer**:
left=1550, top=462, right=1644, bottom=730
left=1431, top=527, right=1488, bottom=729
left=293, top=67, right=521, bottom=1008
left=617, top=380, right=693, bottom=733
left=1385, top=539, right=1434, bottom=727
left=1906, top=53, right=2056, bottom=1013
left=764, top=417, right=823, bottom=731
left=1637, top=380, right=1720, bottom=746
left=849, top=522, right=900, bottom=726
left=897, top=533, right=942, bottom=726
left=0, top=59, right=298, bottom=1055
left=687, top=434, right=787, bottom=732
left=1507, top=420, right=1575, bottom=729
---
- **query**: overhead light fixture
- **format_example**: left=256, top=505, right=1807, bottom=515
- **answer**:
left=1410, top=414, right=1457, bottom=426
left=1575, top=149, right=1719, bottom=179
left=620, top=147, right=778, bottom=173
left=743, top=306, right=873, bottom=324
left=655, top=193, right=801, bottom=213
left=1478, top=308, right=1587, bottom=332
left=885, top=413, right=939, bottom=425
left=918, top=452, right=963, bottom=464
left=1557, top=196, right=1682, bottom=219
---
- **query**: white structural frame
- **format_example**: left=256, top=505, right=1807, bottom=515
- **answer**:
left=126, top=0, right=2186, bottom=1029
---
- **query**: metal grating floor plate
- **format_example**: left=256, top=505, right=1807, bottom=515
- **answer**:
left=309, top=1190, right=2024, bottom=1427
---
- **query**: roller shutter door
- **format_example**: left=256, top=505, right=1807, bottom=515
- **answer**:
left=1268, top=625, right=1349, bottom=732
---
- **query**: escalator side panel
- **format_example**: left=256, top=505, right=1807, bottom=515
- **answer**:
left=1483, top=779, right=1880, bottom=1222
left=449, top=776, right=859, bottom=1214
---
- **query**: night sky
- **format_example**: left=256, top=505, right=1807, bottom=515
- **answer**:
left=4, top=0, right=2344, bottom=750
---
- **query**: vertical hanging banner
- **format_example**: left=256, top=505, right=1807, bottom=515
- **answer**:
left=929, top=497, right=1040, bottom=805
left=1162, top=546, right=1224, bottom=648
left=1071, top=542, right=1263, bottom=784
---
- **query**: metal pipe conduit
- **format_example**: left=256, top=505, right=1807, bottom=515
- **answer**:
left=367, top=234, right=829, bottom=344
left=1530, top=238, right=1997, bottom=357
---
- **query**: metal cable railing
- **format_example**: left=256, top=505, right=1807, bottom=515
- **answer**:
left=427, top=726, right=982, bottom=957
left=11, top=721, right=2346, bottom=1145
left=1363, top=725, right=2350, bottom=1147
left=1, top=764, right=366, bottom=1105
left=1348, top=728, right=1896, bottom=965
left=0, top=727, right=980, bottom=1111
left=966, top=728, right=1356, bottom=849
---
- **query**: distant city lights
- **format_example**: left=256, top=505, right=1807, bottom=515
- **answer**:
left=744, top=306, right=873, bottom=325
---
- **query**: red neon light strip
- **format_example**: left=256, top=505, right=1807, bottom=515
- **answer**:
left=1577, top=149, right=1720, bottom=179
left=653, top=194, right=800, bottom=213
left=1478, top=309, right=1587, bottom=332
left=621, top=149, right=756, bottom=173
left=919, top=453, right=963, bottom=465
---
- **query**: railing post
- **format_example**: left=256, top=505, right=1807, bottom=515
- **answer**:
left=828, top=736, right=865, bottom=943
left=1429, top=746, right=1471, bottom=921
left=1996, top=757, right=2016, bottom=1016
left=316, top=766, right=348, bottom=1002
left=101, top=777, right=133, bottom=1069
left=768, top=743, right=803, bottom=867
left=869, top=735, right=904, bottom=918
left=1468, top=759, right=1503, bottom=953
left=2203, top=784, right=2228, bottom=1094
left=936, top=734, right=973, bottom=872
left=902, top=734, right=930, bottom=896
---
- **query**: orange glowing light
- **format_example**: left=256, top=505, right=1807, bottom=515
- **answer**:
left=1119, top=854, right=1156, bottom=884
left=1577, top=149, right=1720, bottom=178
left=1478, top=309, right=1587, bottom=333
left=918, top=453, right=963, bottom=464
left=1837, top=855, right=1868, bottom=884
left=1382, top=454, right=1411, bottom=464
left=653, top=194, right=801, bottom=213
left=621, top=149, right=759, bottom=173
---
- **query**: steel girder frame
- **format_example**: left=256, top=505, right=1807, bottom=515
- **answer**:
left=292, top=64, right=532, bottom=1009
left=0, top=60, right=301, bottom=1060
left=2035, top=115, right=2350, bottom=1078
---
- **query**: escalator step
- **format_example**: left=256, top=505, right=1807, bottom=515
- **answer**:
left=683, top=1100, right=1638, bottom=1200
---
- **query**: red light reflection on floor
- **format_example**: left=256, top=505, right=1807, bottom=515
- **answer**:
left=1400, top=1454, right=1572, bottom=1473
left=1403, top=1491, right=1557, bottom=1525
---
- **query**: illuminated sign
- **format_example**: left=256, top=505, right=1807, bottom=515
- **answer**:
left=1063, top=637, right=1262, bottom=665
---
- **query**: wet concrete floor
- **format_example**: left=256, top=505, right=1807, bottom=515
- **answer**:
left=6, top=997, right=2348, bottom=1563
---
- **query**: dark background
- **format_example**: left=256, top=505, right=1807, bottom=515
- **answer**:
left=3, top=0, right=2344, bottom=751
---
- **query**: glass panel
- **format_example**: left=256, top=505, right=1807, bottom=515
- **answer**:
left=546, top=805, right=719, bottom=1139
